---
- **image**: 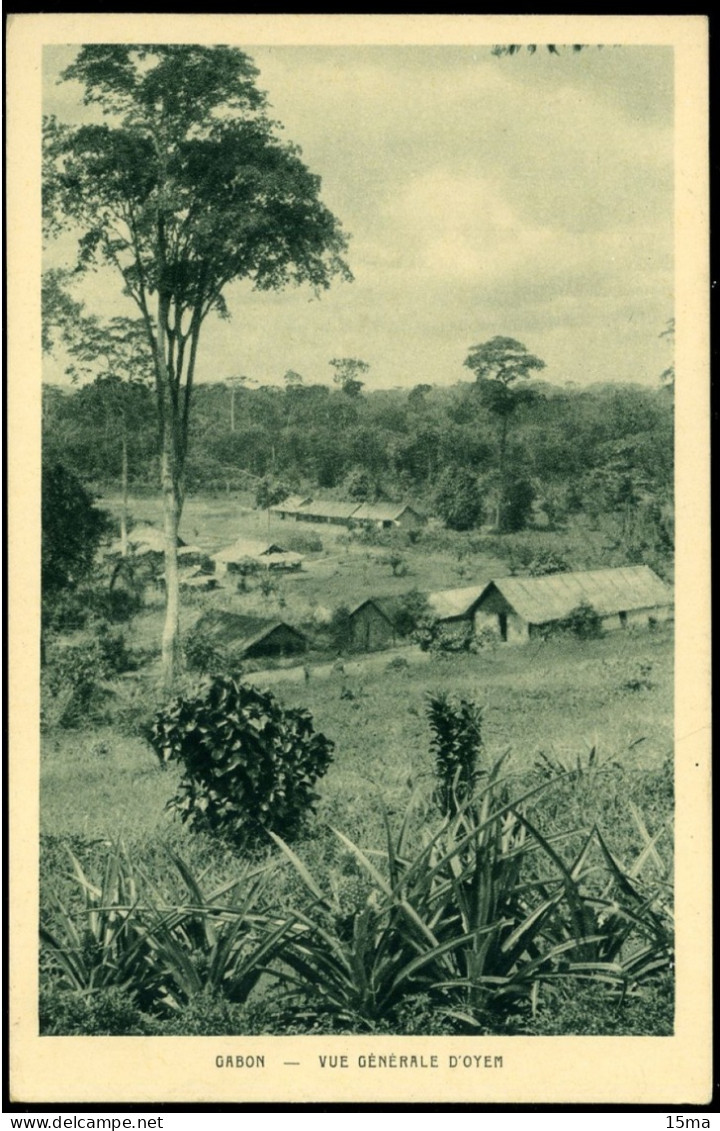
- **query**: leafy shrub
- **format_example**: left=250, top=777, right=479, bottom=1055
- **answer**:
left=149, top=676, right=334, bottom=844
left=527, top=550, right=571, bottom=577
left=255, top=478, right=289, bottom=510
left=426, top=691, right=484, bottom=816
left=386, top=552, right=408, bottom=577
left=39, top=985, right=151, bottom=1036
left=43, top=642, right=107, bottom=728
left=345, top=468, right=374, bottom=501
left=42, top=462, right=111, bottom=599
left=540, top=600, right=603, bottom=641
left=328, top=604, right=353, bottom=652
left=283, top=531, right=324, bottom=554
left=385, top=656, right=409, bottom=673
left=621, top=664, right=655, bottom=692
left=434, top=466, right=484, bottom=531
left=183, top=628, right=226, bottom=675
left=415, top=618, right=477, bottom=655
left=90, top=586, right=143, bottom=623
left=43, top=589, right=93, bottom=633
left=43, top=623, right=140, bottom=727
left=394, top=589, right=432, bottom=638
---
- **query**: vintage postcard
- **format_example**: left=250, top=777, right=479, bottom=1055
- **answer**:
left=7, top=14, right=711, bottom=1107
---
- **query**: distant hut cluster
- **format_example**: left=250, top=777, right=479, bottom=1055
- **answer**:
left=107, top=523, right=211, bottom=593
left=270, top=496, right=424, bottom=532
left=105, top=518, right=672, bottom=665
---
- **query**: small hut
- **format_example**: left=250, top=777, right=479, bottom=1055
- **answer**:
left=348, top=596, right=407, bottom=651
left=212, top=539, right=303, bottom=576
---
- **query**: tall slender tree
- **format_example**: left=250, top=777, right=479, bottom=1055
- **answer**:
left=44, top=46, right=351, bottom=686
left=463, top=336, right=545, bottom=530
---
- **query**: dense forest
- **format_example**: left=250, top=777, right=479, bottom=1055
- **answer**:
left=43, top=374, right=674, bottom=565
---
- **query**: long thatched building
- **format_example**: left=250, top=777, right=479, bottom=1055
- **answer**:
left=473, top=566, right=673, bottom=644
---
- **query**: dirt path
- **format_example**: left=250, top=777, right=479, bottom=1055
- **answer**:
left=242, top=644, right=430, bottom=686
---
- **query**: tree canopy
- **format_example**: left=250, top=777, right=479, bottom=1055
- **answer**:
left=329, top=357, right=369, bottom=397
left=44, top=44, right=352, bottom=684
left=42, top=462, right=110, bottom=598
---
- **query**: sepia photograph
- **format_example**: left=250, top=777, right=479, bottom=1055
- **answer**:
left=7, top=14, right=710, bottom=1107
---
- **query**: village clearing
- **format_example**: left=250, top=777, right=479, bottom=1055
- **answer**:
left=40, top=491, right=674, bottom=1036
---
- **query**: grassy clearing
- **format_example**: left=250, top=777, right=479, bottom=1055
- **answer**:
left=42, top=627, right=673, bottom=845
left=40, top=491, right=674, bottom=1036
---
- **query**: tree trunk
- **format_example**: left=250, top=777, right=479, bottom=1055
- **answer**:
left=154, top=286, right=185, bottom=693
left=120, top=430, right=129, bottom=557
left=497, top=415, right=508, bottom=532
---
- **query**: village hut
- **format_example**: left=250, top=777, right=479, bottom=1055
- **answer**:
left=212, top=539, right=303, bottom=576
left=108, top=524, right=206, bottom=566
left=350, top=503, right=425, bottom=531
left=426, top=585, right=488, bottom=635
left=179, top=568, right=222, bottom=592
left=348, top=596, right=407, bottom=651
left=193, top=610, right=308, bottom=659
left=269, top=494, right=313, bottom=519
left=473, top=566, right=673, bottom=644
left=106, top=523, right=182, bottom=559
left=292, top=500, right=361, bottom=526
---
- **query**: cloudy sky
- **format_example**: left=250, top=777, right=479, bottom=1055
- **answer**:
left=43, top=44, right=674, bottom=389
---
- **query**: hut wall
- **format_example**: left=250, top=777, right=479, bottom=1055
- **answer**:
left=350, top=605, right=395, bottom=650
left=473, top=587, right=517, bottom=641
left=396, top=509, right=423, bottom=531
left=473, top=607, right=502, bottom=637
left=612, top=605, right=673, bottom=630
left=245, top=626, right=306, bottom=659
left=506, top=613, right=530, bottom=644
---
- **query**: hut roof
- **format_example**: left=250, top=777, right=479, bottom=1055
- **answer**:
left=295, top=500, right=361, bottom=520
left=427, top=584, right=488, bottom=620
left=107, top=524, right=189, bottom=557
left=194, top=610, right=306, bottom=651
left=488, top=566, right=673, bottom=625
left=349, top=595, right=407, bottom=623
left=213, top=539, right=288, bottom=563
left=262, top=551, right=304, bottom=567
left=127, top=524, right=187, bottom=552
left=351, top=502, right=421, bottom=522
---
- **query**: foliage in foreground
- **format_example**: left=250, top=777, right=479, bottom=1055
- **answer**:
left=40, top=755, right=674, bottom=1035
left=426, top=691, right=484, bottom=816
left=269, top=757, right=673, bottom=1032
left=148, top=676, right=334, bottom=845
left=40, top=844, right=294, bottom=1017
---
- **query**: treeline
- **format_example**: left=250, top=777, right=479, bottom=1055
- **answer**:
left=43, top=377, right=673, bottom=534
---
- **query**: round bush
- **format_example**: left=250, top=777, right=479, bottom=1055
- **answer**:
left=149, top=676, right=334, bottom=844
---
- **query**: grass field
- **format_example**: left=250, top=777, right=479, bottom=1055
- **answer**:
left=40, top=492, right=675, bottom=1037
